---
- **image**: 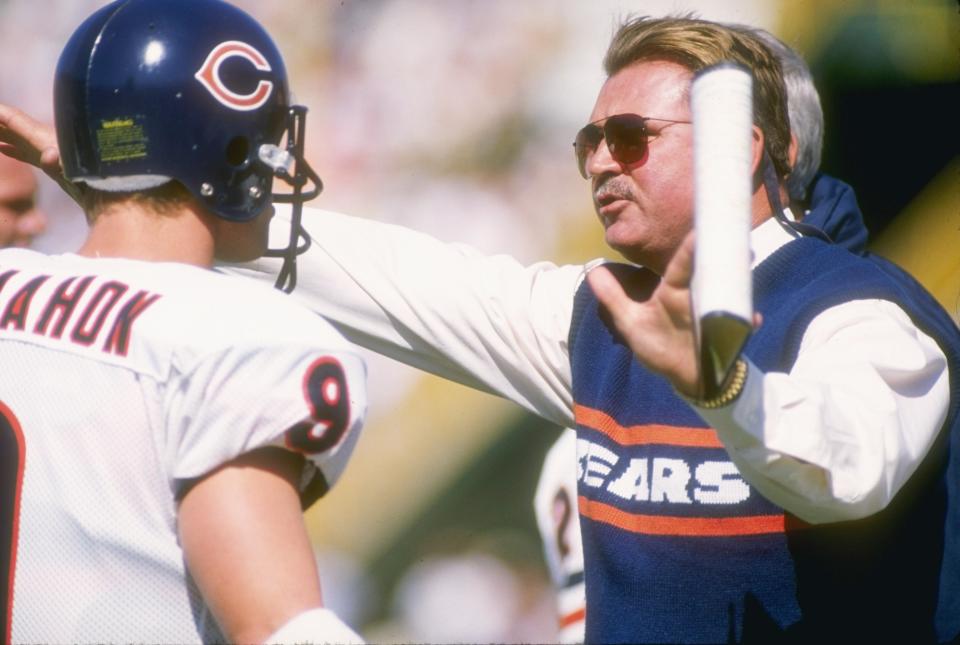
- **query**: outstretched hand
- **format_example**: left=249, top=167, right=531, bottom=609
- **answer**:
left=0, top=103, right=80, bottom=203
left=586, top=232, right=700, bottom=398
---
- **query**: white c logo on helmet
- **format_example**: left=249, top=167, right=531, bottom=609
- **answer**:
left=194, top=40, right=274, bottom=111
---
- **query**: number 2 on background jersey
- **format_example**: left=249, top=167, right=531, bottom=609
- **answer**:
left=553, top=487, right=573, bottom=559
left=0, top=403, right=25, bottom=644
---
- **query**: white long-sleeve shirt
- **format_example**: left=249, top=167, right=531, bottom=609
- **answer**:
left=224, top=206, right=950, bottom=524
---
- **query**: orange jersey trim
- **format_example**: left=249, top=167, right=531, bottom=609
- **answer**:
left=574, top=404, right=723, bottom=448
left=559, top=606, right=586, bottom=629
left=579, top=496, right=785, bottom=537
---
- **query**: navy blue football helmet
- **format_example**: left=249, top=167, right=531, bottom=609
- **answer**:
left=54, top=0, right=320, bottom=291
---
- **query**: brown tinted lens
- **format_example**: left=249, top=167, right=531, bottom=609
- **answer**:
left=605, top=114, right=649, bottom=166
left=574, top=123, right=604, bottom=178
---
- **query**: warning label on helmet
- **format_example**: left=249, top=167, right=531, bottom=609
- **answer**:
left=96, top=118, right=148, bottom=163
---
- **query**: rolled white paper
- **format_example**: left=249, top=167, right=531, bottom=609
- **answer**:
left=690, top=63, right=754, bottom=393
left=691, top=63, right=753, bottom=323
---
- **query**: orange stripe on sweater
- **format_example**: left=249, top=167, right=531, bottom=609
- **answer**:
left=574, top=405, right=723, bottom=448
left=579, top=496, right=785, bottom=536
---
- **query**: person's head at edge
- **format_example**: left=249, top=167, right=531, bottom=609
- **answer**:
left=0, top=153, right=47, bottom=248
left=581, top=16, right=791, bottom=274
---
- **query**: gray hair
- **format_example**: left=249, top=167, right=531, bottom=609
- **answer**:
left=736, top=27, right=824, bottom=201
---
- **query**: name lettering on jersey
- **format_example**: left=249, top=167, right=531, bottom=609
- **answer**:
left=33, top=275, right=95, bottom=338
left=0, top=269, right=161, bottom=357
left=104, top=290, right=162, bottom=356
left=1, top=275, right=49, bottom=331
left=0, top=270, right=16, bottom=293
left=71, top=281, right=128, bottom=346
left=576, top=437, right=751, bottom=506
left=194, top=40, right=274, bottom=111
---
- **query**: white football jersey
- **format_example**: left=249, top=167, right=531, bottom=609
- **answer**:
left=0, top=248, right=367, bottom=644
left=533, top=428, right=585, bottom=644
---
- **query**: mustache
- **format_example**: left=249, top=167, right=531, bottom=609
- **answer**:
left=594, top=177, right=634, bottom=202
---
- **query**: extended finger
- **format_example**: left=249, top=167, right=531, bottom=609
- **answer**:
left=0, top=104, right=45, bottom=138
left=38, top=147, right=62, bottom=174
left=586, top=264, right=632, bottom=316
left=0, top=142, right=31, bottom=163
left=0, top=104, right=58, bottom=165
left=662, top=231, right=695, bottom=289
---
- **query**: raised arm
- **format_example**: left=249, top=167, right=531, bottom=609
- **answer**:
left=228, top=207, right=588, bottom=429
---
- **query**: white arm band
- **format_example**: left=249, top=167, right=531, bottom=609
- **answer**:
left=264, top=608, right=364, bottom=645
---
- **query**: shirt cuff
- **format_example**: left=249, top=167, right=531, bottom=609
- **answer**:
left=687, top=356, right=766, bottom=450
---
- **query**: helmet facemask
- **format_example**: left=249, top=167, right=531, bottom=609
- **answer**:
left=259, top=104, right=323, bottom=293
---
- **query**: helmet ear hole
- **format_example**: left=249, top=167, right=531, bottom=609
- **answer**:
left=225, top=136, right=251, bottom=168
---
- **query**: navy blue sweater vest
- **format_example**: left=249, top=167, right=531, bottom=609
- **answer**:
left=569, top=238, right=960, bottom=644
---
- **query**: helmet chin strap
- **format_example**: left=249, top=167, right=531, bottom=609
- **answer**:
left=762, top=149, right=832, bottom=243
left=263, top=105, right=323, bottom=293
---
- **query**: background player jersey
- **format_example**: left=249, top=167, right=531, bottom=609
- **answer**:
left=0, top=248, right=367, bottom=644
left=533, top=428, right=586, bottom=644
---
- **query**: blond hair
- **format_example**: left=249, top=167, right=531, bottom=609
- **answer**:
left=604, top=16, right=792, bottom=177
left=83, top=180, right=194, bottom=221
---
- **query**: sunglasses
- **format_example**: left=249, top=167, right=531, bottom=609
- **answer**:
left=573, top=113, right=691, bottom=179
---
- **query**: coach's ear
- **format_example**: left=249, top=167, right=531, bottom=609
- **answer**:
left=750, top=125, right=765, bottom=176
left=788, top=132, right=798, bottom=169
left=749, top=125, right=767, bottom=194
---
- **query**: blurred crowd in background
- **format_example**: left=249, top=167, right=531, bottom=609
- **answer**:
left=1, top=0, right=955, bottom=642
